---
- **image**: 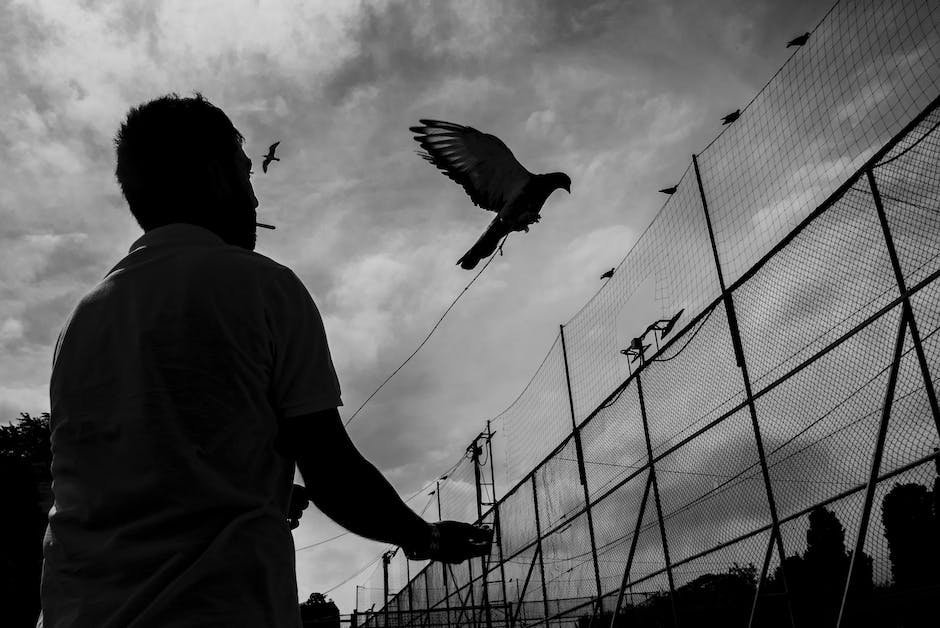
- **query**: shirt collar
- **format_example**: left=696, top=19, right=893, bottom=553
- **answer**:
left=128, top=223, right=225, bottom=254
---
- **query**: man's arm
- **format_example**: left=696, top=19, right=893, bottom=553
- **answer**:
left=278, top=407, right=492, bottom=562
left=278, top=407, right=431, bottom=551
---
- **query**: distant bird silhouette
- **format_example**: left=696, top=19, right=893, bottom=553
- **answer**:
left=787, top=32, right=810, bottom=48
left=721, top=110, right=740, bottom=125
left=659, top=185, right=678, bottom=195
left=600, top=268, right=615, bottom=280
left=261, top=141, right=281, bottom=173
left=410, top=119, right=571, bottom=270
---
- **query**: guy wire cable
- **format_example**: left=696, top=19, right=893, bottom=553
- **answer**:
left=344, top=243, right=505, bottom=427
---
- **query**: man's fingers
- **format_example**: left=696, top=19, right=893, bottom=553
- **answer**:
left=468, top=525, right=493, bottom=542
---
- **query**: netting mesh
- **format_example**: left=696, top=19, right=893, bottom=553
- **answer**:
left=698, top=0, right=940, bottom=286
left=499, top=337, right=573, bottom=490
left=363, top=2, right=940, bottom=624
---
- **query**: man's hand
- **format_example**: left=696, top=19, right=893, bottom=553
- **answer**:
left=403, top=522, right=493, bottom=564
left=287, top=483, right=310, bottom=530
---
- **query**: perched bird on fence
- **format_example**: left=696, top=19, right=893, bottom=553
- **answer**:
left=261, top=141, right=281, bottom=173
left=600, top=268, right=615, bottom=280
left=787, top=32, right=810, bottom=48
left=659, top=185, right=678, bottom=195
left=721, top=110, right=740, bottom=125
left=409, top=119, right=571, bottom=270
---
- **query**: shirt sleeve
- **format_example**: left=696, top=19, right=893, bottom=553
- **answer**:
left=267, top=267, right=343, bottom=418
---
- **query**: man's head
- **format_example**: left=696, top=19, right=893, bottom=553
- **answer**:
left=115, top=92, right=259, bottom=250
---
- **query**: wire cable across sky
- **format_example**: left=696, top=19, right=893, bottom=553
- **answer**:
left=344, top=243, right=505, bottom=427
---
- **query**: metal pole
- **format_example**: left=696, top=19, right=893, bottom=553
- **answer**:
left=511, top=546, right=542, bottom=627
left=443, top=562, right=452, bottom=628
left=531, top=475, right=552, bottom=624
left=471, top=436, right=494, bottom=628
left=608, top=472, right=653, bottom=628
left=867, top=168, right=940, bottom=436
left=747, top=529, right=778, bottom=628
left=560, top=325, right=605, bottom=613
left=426, top=567, right=433, bottom=628
left=383, top=551, right=392, bottom=628
left=486, top=421, right=511, bottom=625
left=693, top=153, right=795, bottom=628
left=436, top=481, right=443, bottom=522
left=467, top=557, right=478, bottom=628
left=836, top=308, right=909, bottom=627
left=406, top=559, right=413, bottom=623
left=635, top=373, right=679, bottom=627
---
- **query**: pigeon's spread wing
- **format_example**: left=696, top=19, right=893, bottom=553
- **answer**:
left=268, top=141, right=280, bottom=155
left=410, top=120, right=531, bottom=212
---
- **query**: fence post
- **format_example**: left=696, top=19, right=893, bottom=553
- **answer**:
left=485, top=420, right=511, bottom=626
left=635, top=372, right=679, bottom=627
left=406, top=559, right=413, bottom=625
left=607, top=472, right=653, bottom=628
left=866, top=168, right=940, bottom=435
left=559, top=325, right=605, bottom=613
left=531, top=475, right=552, bottom=624
left=443, top=562, right=452, bottom=628
left=382, top=550, right=392, bottom=628
left=471, top=436, right=494, bottom=628
left=425, top=566, right=433, bottom=628
left=436, top=481, right=443, bottom=522
left=836, top=306, right=909, bottom=626
left=692, top=153, right=795, bottom=628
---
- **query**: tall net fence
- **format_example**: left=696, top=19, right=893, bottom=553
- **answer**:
left=359, top=1, right=940, bottom=626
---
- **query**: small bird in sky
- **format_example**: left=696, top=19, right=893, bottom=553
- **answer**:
left=410, top=119, right=571, bottom=270
left=787, top=32, right=810, bottom=48
left=261, top=141, right=281, bottom=173
left=659, top=185, right=678, bottom=195
left=721, top=110, right=741, bottom=125
left=600, top=268, right=615, bottom=280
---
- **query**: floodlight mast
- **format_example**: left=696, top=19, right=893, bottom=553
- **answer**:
left=619, top=309, right=684, bottom=371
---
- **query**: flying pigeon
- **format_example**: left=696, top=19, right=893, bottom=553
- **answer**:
left=261, top=141, right=281, bottom=173
left=721, top=110, right=741, bottom=125
left=600, top=268, right=615, bottom=280
left=659, top=185, right=678, bottom=195
left=410, top=119, right=571, bottom=270
left=786, top=32, right=810, bottom=48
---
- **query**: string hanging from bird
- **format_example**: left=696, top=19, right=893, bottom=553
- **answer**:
left=409, top=119, right=571, bottom=270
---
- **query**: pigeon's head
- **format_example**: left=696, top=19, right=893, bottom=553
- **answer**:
left=549, top=172, right=571, bottom=194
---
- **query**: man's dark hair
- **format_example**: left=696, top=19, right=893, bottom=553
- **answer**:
left=114, top=92, right=245, bottom=231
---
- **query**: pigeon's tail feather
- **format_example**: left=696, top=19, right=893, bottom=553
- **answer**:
left=457, top=218, right=510, bottom=270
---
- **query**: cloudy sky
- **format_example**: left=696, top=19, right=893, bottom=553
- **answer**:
left=1, top=0, right=849, bottom=613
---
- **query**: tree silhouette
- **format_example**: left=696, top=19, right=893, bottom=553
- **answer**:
left=882, top=482, right=938, bottom=588
left=300, top=592, right=341, bottom=628
left=773, top=506, right=872, bottom=627
left=0, top=412, right=51, bottom=628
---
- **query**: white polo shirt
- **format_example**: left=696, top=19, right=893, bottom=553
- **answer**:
left=41, top=223, right=342, bottom=627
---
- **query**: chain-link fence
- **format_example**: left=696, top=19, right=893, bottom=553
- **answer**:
left=360, top=1, right=940, bottom=626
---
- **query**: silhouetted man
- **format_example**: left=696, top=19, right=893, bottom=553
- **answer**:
left=39, top=93, right=490, bottom=628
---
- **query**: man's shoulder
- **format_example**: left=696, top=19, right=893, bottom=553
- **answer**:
left=201, top=246, right=296, bottom=283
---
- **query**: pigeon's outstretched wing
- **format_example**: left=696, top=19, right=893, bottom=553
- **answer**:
left=410, top=120, right=532, bottom=212
left=268, top=141, right=280, bottom=154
